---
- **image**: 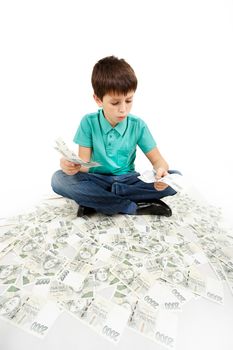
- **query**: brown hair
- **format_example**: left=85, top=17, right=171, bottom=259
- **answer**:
left=91, top=56, right=137, bottom=100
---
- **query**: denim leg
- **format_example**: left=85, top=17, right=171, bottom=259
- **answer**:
left=111, top=170, right=181, bottom=203
left=51, top=170, right=137, bottom=215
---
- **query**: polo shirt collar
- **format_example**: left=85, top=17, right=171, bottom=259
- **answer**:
left=99, top=109, right=127, bottom=136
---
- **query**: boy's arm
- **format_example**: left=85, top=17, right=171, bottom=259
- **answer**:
left=145, top=147, right=169, bottom=191
left=78, top=146, right=92, bottom=173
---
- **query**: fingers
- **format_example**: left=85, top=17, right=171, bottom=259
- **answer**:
left=154, top=167, right=169, bottom=191
left=154, top=182, right=169, bottom=191
left=155, top=167, right=168, bottom=180
left=60, top=157, right=81, bottom=175
left=60, top=157, right=75, bottom=168
left=64, top=167, right=80, bottom=175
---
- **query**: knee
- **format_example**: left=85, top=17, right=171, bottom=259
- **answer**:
left=51, top=170, right=65, bottom=192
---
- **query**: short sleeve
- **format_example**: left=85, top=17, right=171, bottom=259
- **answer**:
left=73, top=115, right=93, bottom=147
left=137, top=119, right=157, bottom=153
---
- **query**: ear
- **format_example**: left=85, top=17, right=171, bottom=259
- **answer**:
left=93, top=94, right=103, bottom=107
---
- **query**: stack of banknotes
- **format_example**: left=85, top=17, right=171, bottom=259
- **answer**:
left=54, top=138, right=101, bottom=168
left=0, top=189, right=232, bottom=348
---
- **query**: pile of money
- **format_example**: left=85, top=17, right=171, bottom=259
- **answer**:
left=0, top=189, right=232, bottom=348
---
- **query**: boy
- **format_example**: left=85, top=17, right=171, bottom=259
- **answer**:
left=51, top=56, right=180, bottom=216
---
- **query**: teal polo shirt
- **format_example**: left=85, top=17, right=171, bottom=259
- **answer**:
left=73, top=109, right=157, bottom=175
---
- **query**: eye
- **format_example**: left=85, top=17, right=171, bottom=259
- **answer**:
left=111, top=102, right=119, bottom=106
left=126, top=100, right=133, bottom=104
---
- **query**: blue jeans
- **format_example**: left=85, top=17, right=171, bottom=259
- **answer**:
left=51, top=170, right=181, bottom=215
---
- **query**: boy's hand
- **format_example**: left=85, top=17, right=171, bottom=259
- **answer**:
left=153, top=167, right=169, bottom=191
left=60, top=157, right=81, bottom=175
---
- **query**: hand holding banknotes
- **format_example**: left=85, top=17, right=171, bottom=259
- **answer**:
left=153, top=167, right=169, bottom=191
left=54, top=137, right=101, bottom=176
left=60, top=158, right=81, bottom=175
left=138, top=169, right=185, bottom=192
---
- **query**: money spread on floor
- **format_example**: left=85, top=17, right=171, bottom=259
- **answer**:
left=0, top=188, right=232, bottom=348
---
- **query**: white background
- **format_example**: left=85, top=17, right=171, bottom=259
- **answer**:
left=0, top=1, right=233, bottom=349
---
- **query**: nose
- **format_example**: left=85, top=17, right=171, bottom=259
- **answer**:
left=118, top=102, right=126, bottom=114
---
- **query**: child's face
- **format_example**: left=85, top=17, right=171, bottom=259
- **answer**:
left=94, top=91, right=134, bottom=127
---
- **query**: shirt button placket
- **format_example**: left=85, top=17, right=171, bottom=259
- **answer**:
left=107, top=131, right=114, bottom=156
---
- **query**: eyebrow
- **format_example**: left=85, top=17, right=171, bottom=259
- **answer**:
left=110, top=95, right=134, bottom=101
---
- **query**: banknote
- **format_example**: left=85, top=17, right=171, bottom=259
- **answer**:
left=98, top=233, right=131, bottom=251
left=73, top=217, right=100, bottom=236
left=126, top=215, right=149, bottom=233
left=54, top=137, right=101, bottom=168
left=0, top=264, right=23, bottom=286
left=104, top=248, right=130, bottom=267
left=80, top=295, right=130, bottom=343
left=52, top=274, right=95, bottom=303
left=62, top=296, right=94, bottom=320
left=77, top=214, right=118, bottom=235
left=219, top=261, right=233, bottom=295
left=144, top=239, right=170, bottom=257
left=69, top=236, right=100, bottom=264
left=47, top=220, right=74, bottom=249
left=128, top=300, right=157, bottom=338
left=161, top=226, right=199, bottom=246
left=20, top=264, right=42, bottom=286
left=161, top=264, right=224, bottom=304
left=91, top=265, right=119, bottom=290
left=48, top=280, right=74, bottom=301
left=156, top=173, right=185, bottom=192
left=0, top=284, right=62, bottom=338
left=208, top=254, right=227, bottom=281
left=114, top=282, right=135, bottom=297
left=90, top=243, right=115, bottom=268
left=197, top=234, right=233, bottom=255
left=198, top=234, right=233, bottom=271
left=0, top=285, right=29, bottom=320
left=213, top=246, right=233, bottom=270
left=56, top=260, right=92, bottom=290
left=66, top=231, right=86, bottom=248
left=29, top=251, right=67, bottom=277
left=143, top=280, right=182, bottom=311
left=32, top=277, right=52, bottom=298
left=172, top=242, right=208, bottom=267
left=169, top=285, right=194, bottom=305
left=73, top=213, right=116, bottom=238
left=138, top=170, right=184, bottom=192
left=111, top=286, right=138, bottom=312
left=143, top=256, right=164, bottom=278
left=13, top=236, right=41, bottom=260
left=128, top=299, right=178, bottom=349
left=154, top=309, right=178, bottom=349
left=0, top=226, right=19, bottom=254
left=111, top=260, right=157, bottom=298
left=13, top=294, right=62, bottom=338
left=27, top=228, right=47, bottom=246
left=0, top=241, right=19, bottom=261
left=120, top=251, right=145, bottom=269
left=95, top=244, right=144, bottom=268
left=0, top=222, right=33, bottom=252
